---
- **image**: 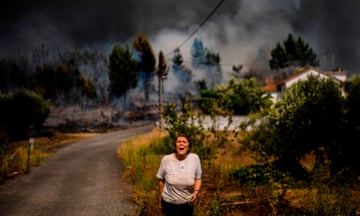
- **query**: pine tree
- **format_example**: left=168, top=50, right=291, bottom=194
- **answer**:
left=133, top=33, right=156, bottom=101
left=108, top=43, right=138, bottom=106
left=269, top=34, right=319, bottom=70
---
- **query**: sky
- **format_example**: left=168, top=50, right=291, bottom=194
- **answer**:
left=1, top=0, right=360, bottom=74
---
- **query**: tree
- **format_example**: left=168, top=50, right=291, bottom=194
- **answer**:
left=33, top=64, right=57, bottom=99
left=191, top=38, right=222, bottom=89
left=71, top=68, right=83, bottom=101
left=108, top=43, right=138, bottom=107
left=32, top=61, right=86, bottom=104
left=198, top=78, right=272, bottom=115
left=197, top=89, right=225, bottom=116
left=162, top=92, right=206, bottom=155
left=343, top=75, right=360, bottom=174
left=172, top=48, right=184, bottom=69
left=269, top=43, right=289, bottom=70
left=83, top=75, right=97, bottom=100
left=172, top=48, right=192, bottom=91
left=133, top=33, right=156, bottom=101
left=224, top=78, right=272, bottom=115
left=0, top=54, right=32, bottom=90
left=191, top=38, right=220, bottom=66
left=191, top=38, right=205, bottom=67
left=55, top=64, right=72, bottom=103
left=245, top=75, right=344, bottom=178
left=269, top=34, right=319, bottom=70
left=295, top=37, right=319, bottom=68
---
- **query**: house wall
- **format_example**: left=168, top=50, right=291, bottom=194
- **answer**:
left=266, top=91, right=280, bottom=105
left=333, top=74, right=347, bottom=82
left=285, top=70, right=329, bottom=89
left=265, top=69, right=347, bottom=105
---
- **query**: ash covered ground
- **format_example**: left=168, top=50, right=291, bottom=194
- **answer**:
left=43, top=105, right=155, bottom=132
left=43, top=104, right=255, bottom=133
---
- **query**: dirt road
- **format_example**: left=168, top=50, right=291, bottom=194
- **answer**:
left=0, top=124, right=154, bottom=216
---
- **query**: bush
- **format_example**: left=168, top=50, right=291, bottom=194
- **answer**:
left=0, top=89, right=50, bottom=138
left=148, top=135, right=174, bottom=155
left=230, top=164, right=288, bottom=187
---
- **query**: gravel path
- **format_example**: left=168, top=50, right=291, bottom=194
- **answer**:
left=0, top=124, right=154, bottom=216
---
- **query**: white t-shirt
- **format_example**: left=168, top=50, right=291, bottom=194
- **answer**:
left=156, top=153, right=202, bottom=204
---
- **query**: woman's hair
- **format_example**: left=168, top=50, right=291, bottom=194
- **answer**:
left=174, top=134, right=191, bottom=153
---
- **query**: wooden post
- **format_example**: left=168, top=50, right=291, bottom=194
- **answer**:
left=159, top=75, right=163, bottom=129
left=157, top=50, right=168, bottom=130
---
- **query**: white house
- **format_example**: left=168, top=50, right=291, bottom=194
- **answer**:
left=264, top=67, right=347, bottom=104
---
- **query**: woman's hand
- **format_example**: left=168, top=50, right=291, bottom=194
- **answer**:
left=189, top=190, right=199, bottom=204
left=190, top=178, right=201, bottom=204
left=158, top=198, right=162, bottom=209
left=158, top=179, right=164, bottom=209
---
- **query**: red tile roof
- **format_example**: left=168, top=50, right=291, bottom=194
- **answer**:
left=263, top=84, right=278, bottom=92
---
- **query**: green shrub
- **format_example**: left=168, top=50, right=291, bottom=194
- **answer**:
left=0, top=89, right=50, bottom=138
left=148, top=135, right=173, bottom=155
left=230, top=164, right=287, bottom=187
left=308, top=164, right=359, bottom=216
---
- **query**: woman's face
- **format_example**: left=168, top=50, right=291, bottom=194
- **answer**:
left=175, top=136, right=190, bottom=157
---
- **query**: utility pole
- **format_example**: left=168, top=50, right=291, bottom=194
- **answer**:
left=157, top=51, right=169, bottom=129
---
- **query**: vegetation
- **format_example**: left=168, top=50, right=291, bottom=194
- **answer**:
left=1, top=32, right=296, bottom=112
left=0, top=130, right=98, bottom=184
left=244, top=74, right=360, bottom=178
left=118, top=74, right=360, bottom=215
left=118, top=126, right=360, bottom=215
left=108, top=43, right=138, bottom=105
left=342, top=75, right=360, bottom=173
left=0, top=89, right=50, bottom=138
left=82, top=75, right=97, bottom=101
left=245, top=75, right=344, bottom=177
left=198, top=78, right=272, bottom=116
left=1, top=32, right=359, bottom=215
left=133, top=33, right=157, bottom=101
left=32, top=51, right=102, bottom=104
left=191, top=38, right=221, bottom=67
left=0, top=57, right=32, bottom=92
left=0, top=89, right=51, bottom=180
left=0, top=47, right=109, bottom=105
left=191, top=38, right=222, bottom=89
left=172, top=48, right=184, bottom=69
left=269, top=34, right=319, bottom=70
left=156, top=50, right=169, bottom=80
left=171, top=48, right=193, bottom=92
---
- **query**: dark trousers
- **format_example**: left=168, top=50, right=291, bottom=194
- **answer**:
left=161, top=199, right=194, bottom=216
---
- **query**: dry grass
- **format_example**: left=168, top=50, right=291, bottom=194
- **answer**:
left=1, top=130, right=100, bottom=182
left=3, top=127, right=359, bottom=215
left=117, top=129, right=360, bottom=216
left=117, top=127, right=167, bottom=153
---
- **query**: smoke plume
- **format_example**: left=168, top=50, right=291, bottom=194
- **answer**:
left=1, top=0, right=360, bottom=74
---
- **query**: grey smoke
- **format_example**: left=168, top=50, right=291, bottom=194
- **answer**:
left=1, top=0, right=360, bottom=73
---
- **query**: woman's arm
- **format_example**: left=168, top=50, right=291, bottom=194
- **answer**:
left=189, top=178, right=202, bottom=204
left=159, top=179, right=165, bottom=209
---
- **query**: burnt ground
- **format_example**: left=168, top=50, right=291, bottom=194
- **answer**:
left=43, top=105, right=155, bottom=133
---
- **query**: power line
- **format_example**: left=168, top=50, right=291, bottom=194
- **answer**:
left=166, top=0, right=225, bottom=56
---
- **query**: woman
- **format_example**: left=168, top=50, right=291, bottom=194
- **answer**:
left=156, top=134, right=202, bottom=216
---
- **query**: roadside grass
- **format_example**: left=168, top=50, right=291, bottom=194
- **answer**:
left=117, top=128, right=360, bottom=216
left=2, top=127, right=359, bottom=215
left=0, top=130, right=99, bottom=183
left=117, top=128, right=167, bottom=215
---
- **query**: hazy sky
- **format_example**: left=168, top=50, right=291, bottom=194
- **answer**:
left=1, top=0, right=360, bottom=73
